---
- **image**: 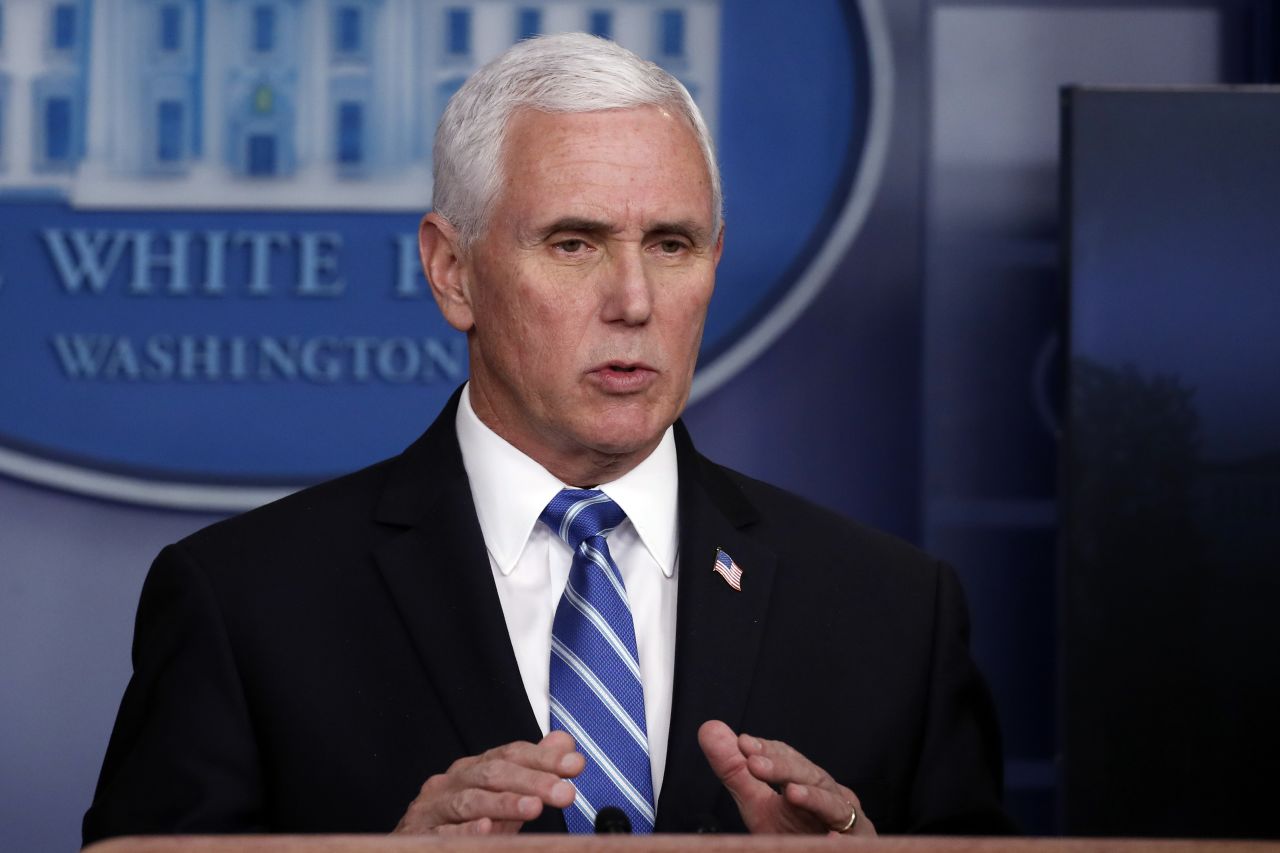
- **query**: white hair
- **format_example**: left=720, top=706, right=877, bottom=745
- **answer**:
left=432, top=32, right=723, bottom=249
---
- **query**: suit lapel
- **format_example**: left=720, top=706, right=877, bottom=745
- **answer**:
left=371, top=392, right=544, bottom=759
left=656, top=424, right=778, bottom=831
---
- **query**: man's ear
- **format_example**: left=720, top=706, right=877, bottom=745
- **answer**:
left=419, top=212, right=475, bottom=332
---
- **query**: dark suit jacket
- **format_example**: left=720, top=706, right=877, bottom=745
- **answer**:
left=83, top=395, right=1012, bottom=843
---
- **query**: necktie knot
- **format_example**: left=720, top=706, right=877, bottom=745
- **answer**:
left=540, top=489, right=627, bottom=552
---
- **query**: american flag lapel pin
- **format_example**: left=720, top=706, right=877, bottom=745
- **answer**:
left=713, top=547, right=744, bottom=592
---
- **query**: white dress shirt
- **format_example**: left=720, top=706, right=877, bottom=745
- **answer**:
left=454, top=384, right=680, bottom=801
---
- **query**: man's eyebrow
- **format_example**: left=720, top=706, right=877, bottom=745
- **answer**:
left=649, top=220, right=713, bottom=244
left=530, top=217, right=714, bottom=245
left=533, top=218, right=617, bottom=240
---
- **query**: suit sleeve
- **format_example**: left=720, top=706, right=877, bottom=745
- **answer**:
left=83, top=544, right=265, bottom=845
left=906, top=562, right=1018, bottom=834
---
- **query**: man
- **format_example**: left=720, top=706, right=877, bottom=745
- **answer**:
left=84, top=33, right=1011, bottom=843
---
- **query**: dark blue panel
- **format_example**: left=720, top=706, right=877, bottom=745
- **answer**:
left=928, top=262, right=1060, bottom=500
left=589, top=10, right=611, bottom=39
left=157, top=100, right=183, bottom=162
left=659, top=9, right=684, bottom=58
left=247, top=134, right=275, bottom=175
left=337, top=101, right=362, bottom=165
left=517, top=7, right=539, bottom=41
left=160, top=4, right=182, bottom=51
left=44, top=97, right=72, bottom=162
left=934, top=527, right=1057, bottom=761
left=446, top=8, right=469, bottom=55
left=1064, top=87, right=1280, bottom=838
left=52, top=4, right=76, bottom=50
left=192, top=0, right=204, bottom=154
left=335, top=6, right=360, bottom=54
left=252, top=4, right=275, bottom=53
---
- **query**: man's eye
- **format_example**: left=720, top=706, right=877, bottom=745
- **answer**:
left=658, top=239, right=687, bottom=254
left=556, top=239, right=587, bottom=253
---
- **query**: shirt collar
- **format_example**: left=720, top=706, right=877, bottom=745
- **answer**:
left=455, top=383, right=679, bottom=578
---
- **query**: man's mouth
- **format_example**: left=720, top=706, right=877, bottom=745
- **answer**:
left=597, top=360, right=652, bottom=374
left=588, top=362, right=657, bottom=391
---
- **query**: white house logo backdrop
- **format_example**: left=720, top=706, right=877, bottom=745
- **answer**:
left=0, top=0, right=889, bottom=509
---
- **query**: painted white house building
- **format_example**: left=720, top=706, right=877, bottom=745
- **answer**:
left=0, top=0, right=721, bottom=209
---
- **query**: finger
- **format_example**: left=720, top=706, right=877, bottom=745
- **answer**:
left=454, top=758, right=578, bottom=809
left=739, top=734, right=830, bottom=788
left=434, top=817, right=494, bottom=836
left=697, top=720, right=775, bottom=806
left=784, top=782, right=863, bottom=832
left=487, top=732, right=584, bottom=778
left=439, top=787, right=548, bottom=825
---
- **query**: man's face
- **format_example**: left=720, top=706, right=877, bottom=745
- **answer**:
left=432, top=106, right=722, bottom=482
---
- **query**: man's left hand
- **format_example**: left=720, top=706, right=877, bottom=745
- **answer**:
left=697, top=720, right=877, bottom=836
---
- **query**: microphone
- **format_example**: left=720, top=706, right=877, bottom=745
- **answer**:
left=594, top=806, right=632, bottom=834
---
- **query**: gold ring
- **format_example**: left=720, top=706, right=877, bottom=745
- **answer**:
left=834, top=803, right=856, bottom=833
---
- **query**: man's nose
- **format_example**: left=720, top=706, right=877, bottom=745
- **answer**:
left=601, top=246, right=653, bottom=326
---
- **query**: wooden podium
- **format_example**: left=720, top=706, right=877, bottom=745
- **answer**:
left=85, top=837, right=1280, bottom=853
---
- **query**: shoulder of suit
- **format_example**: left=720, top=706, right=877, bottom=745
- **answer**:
left=172, top=452, right=402, bottom=572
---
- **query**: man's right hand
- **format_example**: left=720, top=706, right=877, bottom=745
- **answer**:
left=394, top=731, right=584, bottom=835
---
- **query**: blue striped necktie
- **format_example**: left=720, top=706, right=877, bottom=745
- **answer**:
left=541, top=489, right=655, bottom=834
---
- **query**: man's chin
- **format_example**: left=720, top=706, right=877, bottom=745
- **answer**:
left=576, top=418, right=671, bottom=461
left=581, top=434, right=660, bottom=460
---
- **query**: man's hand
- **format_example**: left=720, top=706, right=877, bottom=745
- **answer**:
left=698, top=720, right=877, bottom=836
left=394, top=731, right=584, bottom=835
